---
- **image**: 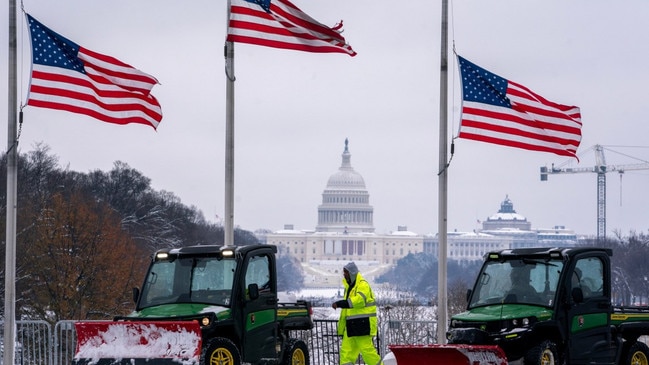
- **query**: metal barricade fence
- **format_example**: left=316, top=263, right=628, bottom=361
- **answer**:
left=292, top=319, right=342, bottom=365
left=379, top=319, right=437, bottom=357
left=294, top=319, right=437, bottom=365
left=53, top=321, right=76, bottom=365
left=0, top=320, right=52, bottom=365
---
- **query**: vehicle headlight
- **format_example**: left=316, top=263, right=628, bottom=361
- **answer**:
left=510, top=318, right=532, bottom=327
left=201, top=317, right=211, bottom=326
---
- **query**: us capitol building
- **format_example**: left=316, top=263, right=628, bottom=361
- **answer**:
left=259, top=139, right=580, bottom=287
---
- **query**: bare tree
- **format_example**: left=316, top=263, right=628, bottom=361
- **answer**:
left=448, top=279, right=470, bottom=317
left=21, top=192, right=147, bottom=322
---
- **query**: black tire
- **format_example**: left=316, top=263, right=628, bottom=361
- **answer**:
left=625, top=341, right=649, bottom=365
left=201, top=337, right=241, bottom=365
left=282, top=338, right=309, bottom=365
left=524, top=340, right=559, bottom=365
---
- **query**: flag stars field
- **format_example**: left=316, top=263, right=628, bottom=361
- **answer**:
left=30, top=19, right=84, bottom=72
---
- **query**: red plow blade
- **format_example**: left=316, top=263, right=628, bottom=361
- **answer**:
left=73, top=321, right=202, bottom=365
left=389, top=344, right=508, bottom=365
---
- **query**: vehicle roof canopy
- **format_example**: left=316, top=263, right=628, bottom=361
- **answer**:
left=484, top=247, right=612, bottom=261
left=153, top=244, right=278, bottom=258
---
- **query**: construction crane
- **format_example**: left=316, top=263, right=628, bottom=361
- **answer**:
left=540, top=144, right=649, bottom=240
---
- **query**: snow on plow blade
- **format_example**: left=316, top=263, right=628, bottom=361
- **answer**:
left=73, top=321, right=202, bottom=365
left=389, top=344, right=508, bottom=365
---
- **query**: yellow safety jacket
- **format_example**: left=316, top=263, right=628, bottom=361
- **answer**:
left=337, top=272, right=378, bottom=337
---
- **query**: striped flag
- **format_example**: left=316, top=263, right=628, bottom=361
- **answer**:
left=457, top=55, right=582, bottom=159
left=227, top=0, right=356, bottom=56
left=26, top=14, right=162, bottom=129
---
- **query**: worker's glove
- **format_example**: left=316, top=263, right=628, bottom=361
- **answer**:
left=332, top=300, right=349, bottom=309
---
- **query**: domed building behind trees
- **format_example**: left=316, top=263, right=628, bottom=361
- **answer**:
left=264, top=139, right=420, bottom=287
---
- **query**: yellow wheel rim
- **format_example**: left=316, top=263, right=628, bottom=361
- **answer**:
left=291, top=348, right=306, bottom=365
left=631, top=350, right=649, bottom=365
left=208, top=347, right=234, bottom=365
left=540, top=349, right=554, bottom=365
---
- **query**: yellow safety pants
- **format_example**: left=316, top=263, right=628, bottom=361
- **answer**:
left=340, top=332, right=383, bottom=365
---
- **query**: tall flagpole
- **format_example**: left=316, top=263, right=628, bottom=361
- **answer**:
left=436, top=0, right=449, bottom=345
left=224, top=0, right=235, bottom=246
left=4, top=0, right=19, bottom=363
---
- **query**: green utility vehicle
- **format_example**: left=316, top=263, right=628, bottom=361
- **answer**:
left=74, top=244, right=313, bottom=365
left=447, top=247, right=649, bottom=365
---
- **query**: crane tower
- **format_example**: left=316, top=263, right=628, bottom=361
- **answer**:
left=540, top=144, right=649, bottom=240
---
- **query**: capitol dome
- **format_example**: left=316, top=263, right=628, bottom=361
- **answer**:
left=325, top=147, right=366, bottom=189
left=316, top=139, right=374, bottom=233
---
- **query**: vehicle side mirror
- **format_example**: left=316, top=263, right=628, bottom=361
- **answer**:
left=466, top=289, right=472, bottom=303
left=248, top=283, right=259, bottom=300
left=132, top=287, right=140, bottom=303
left=571, top=287, right=584, bottom=303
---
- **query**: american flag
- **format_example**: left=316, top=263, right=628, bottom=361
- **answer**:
left=457, top=55, right=582, bottom=159
left=227, top=0, right=356, bottom=56
left=26, top=14, right=162, bottom=129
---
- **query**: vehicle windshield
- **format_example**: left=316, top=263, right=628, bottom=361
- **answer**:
left=468, top=258, right=564, bottom=308
left=138, top=256, right=237, bottom=309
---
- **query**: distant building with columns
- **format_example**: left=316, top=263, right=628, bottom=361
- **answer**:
left=423, top=196, right=579, bottom=265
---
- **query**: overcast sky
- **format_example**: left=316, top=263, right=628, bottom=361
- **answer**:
left=2, top=0, right=649, bottom=237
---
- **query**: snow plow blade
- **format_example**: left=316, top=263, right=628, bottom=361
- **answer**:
left=389, top=344, right=507, bottom=365
left=73, top=321, right=202, bottom=365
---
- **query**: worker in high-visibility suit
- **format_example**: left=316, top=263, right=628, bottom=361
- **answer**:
left=332, top=262, right=383, bottom=365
